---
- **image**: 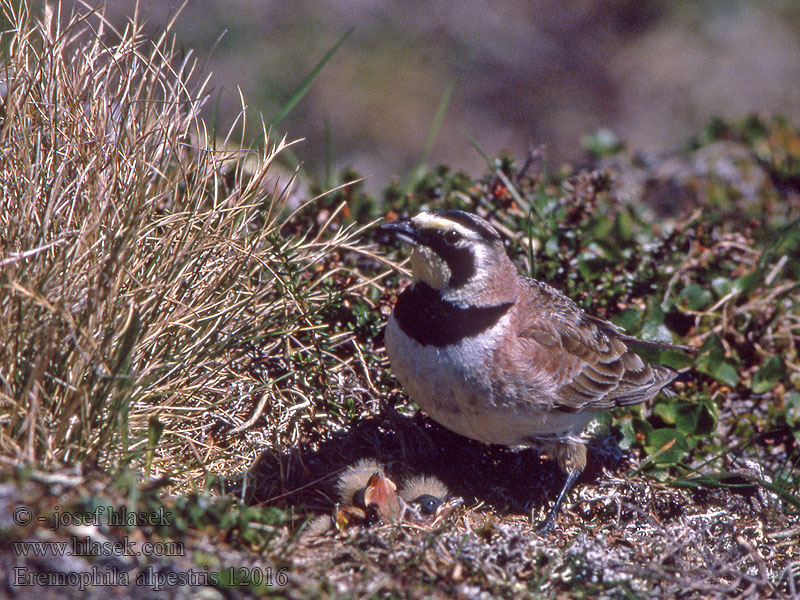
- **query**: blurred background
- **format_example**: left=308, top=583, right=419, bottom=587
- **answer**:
left=58, top=0, right=800, bottom=191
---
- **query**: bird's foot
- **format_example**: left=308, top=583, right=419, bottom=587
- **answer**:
left=533, top=508, right=557, bottom=534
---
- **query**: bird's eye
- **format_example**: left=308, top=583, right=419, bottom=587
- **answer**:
left=443, top=230, right=461, bottom=245
left=413, top=494, right=442, bottom=516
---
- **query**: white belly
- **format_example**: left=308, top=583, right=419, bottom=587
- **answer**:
left=384, top=314, right=594, bottom=446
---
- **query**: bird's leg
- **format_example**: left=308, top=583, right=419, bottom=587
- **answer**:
left=536, top=468, right=581, bottom=533
left=534, top=440, right=586, bottom=533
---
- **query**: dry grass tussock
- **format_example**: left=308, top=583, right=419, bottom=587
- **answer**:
left=0, top=1, right=373, bottom=485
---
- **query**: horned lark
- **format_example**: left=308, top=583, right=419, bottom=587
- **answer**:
left=378, top=210, right=685, bottom=532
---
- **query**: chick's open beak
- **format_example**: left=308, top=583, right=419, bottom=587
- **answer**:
left=375, top=219, right=421, bottom=246
left=363, top=471, right=403, bottom=522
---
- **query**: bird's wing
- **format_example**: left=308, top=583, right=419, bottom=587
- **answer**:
left=517, top=282, right=676, bottom=412
left=582, top=313, right=696, bottom=355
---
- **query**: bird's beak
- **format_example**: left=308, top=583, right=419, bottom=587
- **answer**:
left=428, top=497, right=463, bottom=527
left=375, top=219, right=421, bottom=246
left=363, top=471, right=403, bottom=521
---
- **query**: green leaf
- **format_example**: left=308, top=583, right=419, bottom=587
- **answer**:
left=639, top=300, right=675, bottom=344
left=711, top=277, right=733, bottom=298
left=644, top=428, right=689, bottom=464
left=751, top=355, right=786, bottom=394
left=577, top=255, right=606, bottom=281
left=589, top=217, right=614, bottom=242
left=674, top=404, right=700, bottom=436
left=642, top=323, right=675, bottom=345
left=696, top=336, right=740, bottom=387
left=711, top=362, right=739, bottom=387
left=618, top=415, right=650, bottom=451
left=695, top=395, right=718, bottom=435
left=678, top=284, right=713, bottom=311
left=610, top=308, right=641, bottom=334
left=613, top=209, right=634, bottom=242
left=657, top=348, right=695, bottom=370
left=653, top=402, right=678, bottom=425
left=732, top=271, right=758, bottom=296
left=618, top=417, right=637, bottom=450
left=652, top=397, right=717, bottom=450
left=698, top=335, right=721, bottom=356
left=653, top=401, right=704, bottom=438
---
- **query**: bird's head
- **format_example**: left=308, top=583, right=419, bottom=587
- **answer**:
left=377, top=210, right=514, bottom=304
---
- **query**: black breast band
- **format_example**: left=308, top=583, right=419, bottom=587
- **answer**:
left=393, top=283, right=513, bottom=347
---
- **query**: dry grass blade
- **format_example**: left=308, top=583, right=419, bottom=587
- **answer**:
left=0, top=1, right=371, bottom=489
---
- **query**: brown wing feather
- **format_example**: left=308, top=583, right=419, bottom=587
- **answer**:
left=517, top=279, right=678, bottom=412
left=583, top=313, right=696, bottom=355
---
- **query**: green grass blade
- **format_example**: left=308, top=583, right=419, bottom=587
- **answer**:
left=404, top=81, right=454, bottom=192
left=268, top=27, right=354, bottom=128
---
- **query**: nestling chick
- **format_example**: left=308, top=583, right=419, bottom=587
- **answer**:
left=398, top=474, right=460, bottom=526
left=378, top=210, right=688, bottom=532
left=399, top=475, right=450, bottom=515
left=334, top=459, right=403, bottom=528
